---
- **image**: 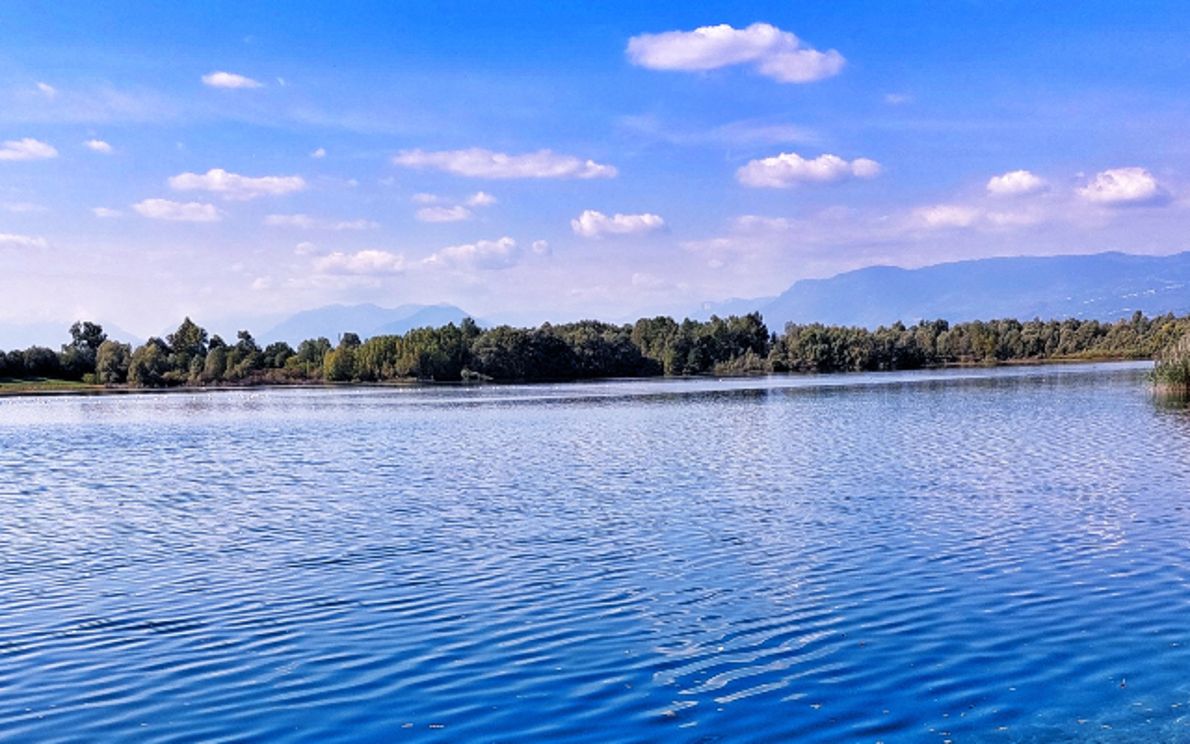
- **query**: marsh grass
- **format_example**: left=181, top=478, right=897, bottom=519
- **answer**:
left=1153, top=334, right=1190, bottom=400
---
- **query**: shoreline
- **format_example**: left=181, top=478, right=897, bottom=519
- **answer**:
left=0, top=355, right=1152, bottom=399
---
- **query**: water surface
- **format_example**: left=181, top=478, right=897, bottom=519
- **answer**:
left=2, top=362, right=1189, bottom=742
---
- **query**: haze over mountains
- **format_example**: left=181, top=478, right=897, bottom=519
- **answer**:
left=5, top=252, right=1190, bottom=349
left=260, top=304, right=473, bottom=345
left=696, top=251, right=1190, bottom=329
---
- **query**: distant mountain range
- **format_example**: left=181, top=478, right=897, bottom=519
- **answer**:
left=0, top=321, right=142, bottom=351
left=260, top=303, right=474, bottom=344
left=7, top=252, right=1190, bottom=350
left=697, top=251, right=1190, bottom=329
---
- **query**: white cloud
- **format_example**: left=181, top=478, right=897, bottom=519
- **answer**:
left=169, top=168, right=306, bottom=200
left=393, top=148, right=616, bottom=179
left=91, top=207, right=123, bottom=218
left=466, top=191, right=498, bottom=207
left=315, top=249, right=406, bottom=275
left=310, top=147, right=326, bottom=159
left=294, top=241, right=318, bottom=255
left=987, top=169, right=1046, bottom=196
left=84, top=139, right=113, bottom=154
left=264, top=214, right=378, bottom=230
left=0, top=138, right=58, bottom=161
left=911, top=204, right=1047, bottom=230
left=3, top=202, right=48, bottom=213
left=531, top=239, right=551, bottom=256
left=36, top=82, right=57, bottom=99
left=201, top=71, right=263, bottom=89
left=913, top=204, right=983, bottom=229
left=133, top=198, right=221, bottom=222
left=1077, top=167, right=1167, bottom=206
left=571, top=210, right=666, bottom=238
left=0, top=233, right=47, bottom=248
left=626, top=23, right=844, bottom=83
left=734, top=214, right=794, bottom=232
left=416, top=205, right=473, bottom=223
left=251, top=277, right=273, bottom=291
left=737, top=152, right=880, bottom=188
left=411, top=193, right=440, bottom=204
left=630, top=272, right=669, bottom=290
left=423, top=237, right=520, bottom=271
left=883, top=93, right=913, bottom=105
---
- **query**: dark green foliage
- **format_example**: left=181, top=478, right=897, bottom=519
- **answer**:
left=127, top=341, right=168, bottom=387
left=468, top=325, right=578, bottom=380
left=60, top=321, right=108, bottom=380
left=770, top=312, right=1185, bottom=373
left=262, top=342, right=295, bottom=369
left=3, top=311, right=1188, bottom=389
left=166, top=317, right=207, bottom=375
left=95, top=340, right=131, bottom=384
left=355, top=323, right=475, bottom=381
left=21, top=346, right=61, bottom=378
left=632, top=313, right=768, bottom=375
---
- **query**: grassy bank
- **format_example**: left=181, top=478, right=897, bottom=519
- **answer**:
left=0, top=377, right=104, bottom=395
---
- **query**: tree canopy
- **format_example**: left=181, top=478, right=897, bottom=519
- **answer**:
left=1, top=310, right=1185, bottom=389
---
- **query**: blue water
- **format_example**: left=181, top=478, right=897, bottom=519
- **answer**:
left=2, top=362, right=1189, bottom=742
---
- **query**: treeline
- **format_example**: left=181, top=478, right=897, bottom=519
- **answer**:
left=1, top=311, right=1186, bottom=388
left=770, top=312, right=1187, bottom=372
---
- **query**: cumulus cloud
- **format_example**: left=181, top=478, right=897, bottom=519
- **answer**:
left=0, top=233, right=48, bottom=248
left=133, top=198, right=221, bottom=222
left=201, top=71, right=263, bottom=89
left=913, top=204, right=983, bottom=229
left=91, top=207, right=122, bottom=218
left=84, top=139, right=113, bottom=154
left=416, top=205, right=473, bottom=223
left=315, top=249, right=406, bottom=275
left=737, top=152, right=880, bottom=188
left=571, top=210, right=666, bottom=238
left=36, top=82, right=57, bottom=98
left=884, top=92, right=913, bottom=105
left=466, top=191, right=498, bottom=207
left=294, top=241, right=318, bottom=255
left=1077, top=167, right=1168, bottom=206
left=169, top=168, right=306, bottom=200
left=423, top=237, right=520, bottom=271
left=264, top=214, right=378, bottom=230
left=531, top=239, right=551, bottom=256
left=987, top=169, right=1046, bottom=196
left=0, top=138, right=58, bottom=161
left=310, top=147, right=326, bottom=159
left=411, top=193, right=440, bottom=204
left=912, top=203, right=1046, bottom=230
left=393, top=148, right=616, bottom=179
left=626, top=23, right=844, bottom=83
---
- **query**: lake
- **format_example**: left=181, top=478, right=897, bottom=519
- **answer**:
left=2, top=361, right=1188, bottom=742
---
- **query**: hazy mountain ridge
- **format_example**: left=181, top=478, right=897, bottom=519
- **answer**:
left=698, top=251, right=1190, bottom=329
left=260, top=303, right=474, bottom=344
left=0, top=321, right=143, bottom=351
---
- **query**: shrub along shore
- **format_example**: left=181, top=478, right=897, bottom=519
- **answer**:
left=1, top=312, right=1187, bottom=393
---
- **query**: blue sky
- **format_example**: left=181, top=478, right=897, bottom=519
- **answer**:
left=1, top=1, right=1188, bottom=337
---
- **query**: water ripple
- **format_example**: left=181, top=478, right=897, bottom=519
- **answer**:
left=2, top=362, right=1190, bottom=741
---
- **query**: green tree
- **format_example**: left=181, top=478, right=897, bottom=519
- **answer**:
left=60, top=321, right=108, bottom=379
left=128, top=340, right=168, bottom=387
left=95, top=340, right=131, bottom=384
